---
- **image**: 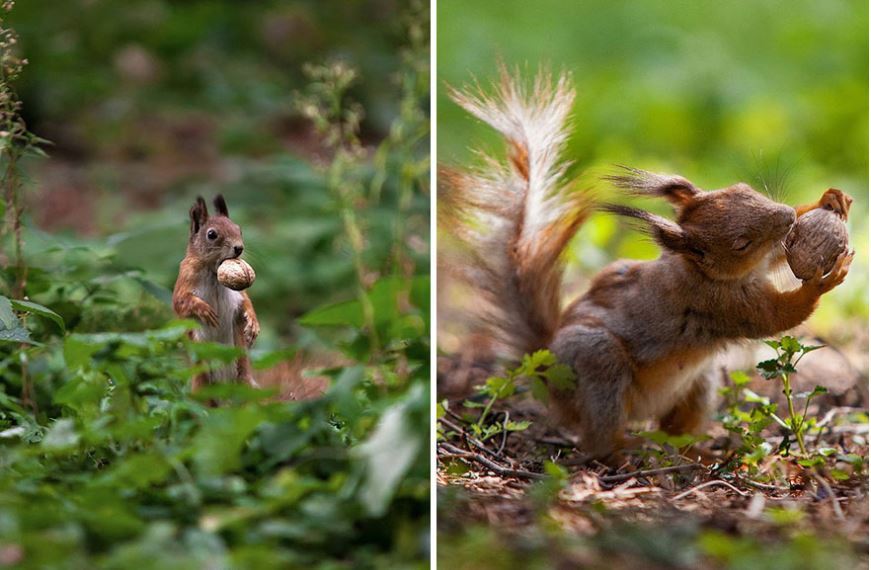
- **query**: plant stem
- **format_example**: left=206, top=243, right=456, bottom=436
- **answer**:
left=782, top=371, right=807, bottom=457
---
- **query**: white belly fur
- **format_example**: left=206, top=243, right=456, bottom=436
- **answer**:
left=627, top=356, right=713, bottom=421
left=191, top=273, right=243, bottom=382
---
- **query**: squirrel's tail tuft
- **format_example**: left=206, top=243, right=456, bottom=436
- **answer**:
left=441, top=66, right=592, bottom=358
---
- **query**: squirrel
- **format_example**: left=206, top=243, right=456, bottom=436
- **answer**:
left=441, top=69, right=854, bottom=460
left=172, top=195, right=260, bottom=392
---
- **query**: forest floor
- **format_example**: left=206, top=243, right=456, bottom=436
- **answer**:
left=436, top=333, right=869, bottom=569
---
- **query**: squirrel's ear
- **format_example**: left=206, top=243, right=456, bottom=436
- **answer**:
left=190, top=196, right=208, bottom=235
left=213, top=195, right=229, bottom=217
left=606, top=167, right=699, bottom=209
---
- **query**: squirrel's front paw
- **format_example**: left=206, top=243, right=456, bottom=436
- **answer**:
left=197, top=304, right=219, bottom=328
left=243, top=314, right=260, bottom=346
left=806, top=249, right=854, bottom=294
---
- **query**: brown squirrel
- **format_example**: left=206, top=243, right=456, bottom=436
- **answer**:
left=441, top=69, right=854, bottom=460
left=172, top=195, right=260, bottom=392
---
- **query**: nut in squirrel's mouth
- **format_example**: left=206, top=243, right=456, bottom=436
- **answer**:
left=214, top=252, right=243, bottom=271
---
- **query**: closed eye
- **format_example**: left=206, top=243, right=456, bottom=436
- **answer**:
left=733, top=238, right=751, bottom=251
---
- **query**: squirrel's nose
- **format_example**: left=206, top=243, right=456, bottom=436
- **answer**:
left=234, top=245, right=244, bottom=257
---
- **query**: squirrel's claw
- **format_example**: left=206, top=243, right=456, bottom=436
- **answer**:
left=199, top=304, right=219, bottom=328
left=808, top=249, right=853, bottom=293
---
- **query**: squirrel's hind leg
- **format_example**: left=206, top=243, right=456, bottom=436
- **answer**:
left=550, top=324, right=633, bottom=459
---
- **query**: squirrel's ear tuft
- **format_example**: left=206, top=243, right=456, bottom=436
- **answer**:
left=606, top=166, right=699, bottom=209
left=602, top=203, right=696, bottom=256
left=213, top=195, right=229, bottom=217
left=190, top=196, right=208, bottom=235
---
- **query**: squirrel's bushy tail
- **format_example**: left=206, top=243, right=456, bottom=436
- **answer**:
left=441, top=67, right=591, bottom=358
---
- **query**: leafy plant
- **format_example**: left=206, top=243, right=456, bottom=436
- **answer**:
left=756, top=336, right=826, bottom=458
left=459, top=349, right=573, bottom=442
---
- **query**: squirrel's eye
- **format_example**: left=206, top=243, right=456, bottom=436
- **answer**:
left=733, top=238, right=751, bottom=251
left=207, top=229, right=218, bottom=240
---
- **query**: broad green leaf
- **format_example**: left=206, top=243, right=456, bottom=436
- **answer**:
left=543, top=363, right=574, bottom=390
left=192, top=406, right=265, bottom=476
left=0, top=296, right=17, bottom=329
left=354, top=389, right=423, bottom=517
left=42, top=418, right=80, bottom=451
left=9, top=298, right=65, bottom=332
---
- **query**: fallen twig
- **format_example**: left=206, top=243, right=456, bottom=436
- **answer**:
left=496, top=411, right=510, bottom=456
left=599, top=463, right=704, bottom=484
left=738, top=477, right=790, bottom=493
left=439, top=442, right=546, bottom=481
left=812, top=471, right=845, bottom=521
left=672, top=479, right=749, bottom=501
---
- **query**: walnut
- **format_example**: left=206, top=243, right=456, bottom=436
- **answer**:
left=217, top=258, right=256, bottom=290
left=785, top=208, right=848, bottom=280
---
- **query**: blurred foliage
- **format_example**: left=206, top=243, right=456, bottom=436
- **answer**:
left=438, top=0, right=869, bottom=330
left=0, top=0, right=430, bottom=567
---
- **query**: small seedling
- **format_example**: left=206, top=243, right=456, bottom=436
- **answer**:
left=462, top=349, right=573, bottom=442
left=756, top=336, right=827, bottom=458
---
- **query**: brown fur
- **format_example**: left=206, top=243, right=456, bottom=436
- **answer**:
left=444, top=71, right=854, bottom=461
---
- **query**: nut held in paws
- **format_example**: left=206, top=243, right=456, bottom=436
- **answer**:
left=785, top=208, right=849, bottom=280
left=218, top=258, right=256, bottom=290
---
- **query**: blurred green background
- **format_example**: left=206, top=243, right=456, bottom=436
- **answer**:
left=438, top=0, right=868, bottom=338
left=9, top=0, right=429, bottom=350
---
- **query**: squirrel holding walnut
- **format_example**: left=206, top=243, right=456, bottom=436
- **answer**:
left=172, top=195, right=260, bottom=392
left=441, top=69, right=854, bottom=460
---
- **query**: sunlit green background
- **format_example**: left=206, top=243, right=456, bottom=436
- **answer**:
left=438, top=0, right=868, bottom=336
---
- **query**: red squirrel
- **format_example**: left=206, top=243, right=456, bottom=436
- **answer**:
left=441, top=69, right=853, bottom=460
left=172, top=195, right=260, bottom=392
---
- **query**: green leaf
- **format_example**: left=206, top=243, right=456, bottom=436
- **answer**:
left=797, top=456, right=825, bottom=467
left=189, top=341, right=244, bottom=363
left=354, top=388, right=423, bottom=517
left=523, top=349, right=556, bottom=372
left=298, top=298, right=363, bottom=327
left=781, top=336, right=801, bottom=352
left=809, top=385, right=828, bottom=398
left=191, top=406, right=265, bottom=476
left=251, top=347, right=298, bottom=370
left=9, top=298, right=65, bottom=332
left=0, top=296, right=17, bottom=329
left=543, top=363, right=574, bottom=390
left=830, top=469, right=850, bottom=481
left=436, top=401, right=446, bottom=419
left=503, top=420, right=531, bottom=432
left=41, top=418, right=80, bottom=451
left=756, top=359, right=780, bottom=379
left=484, top=375, right=514, bottom=399
left=95, top=452, right=172, bottom=489
left=729, top=370, right=750, bottom=386
left=0, top=326, right=35, bottom=344
left=530, top=377, right=549, bottom=403
left=64, top=335, right=101, bottom=370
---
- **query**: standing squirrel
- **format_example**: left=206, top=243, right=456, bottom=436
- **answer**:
left=173, top=195, right=260, bottom=392
left=441, top=69, right=853, bottom=460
